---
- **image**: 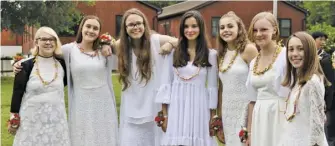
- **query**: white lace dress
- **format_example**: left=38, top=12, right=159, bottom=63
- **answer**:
left=13, top=56, right=70, bottom=146
left=278, top=74, right=328, bottom=146
left=156, top=49, right=218, bottom=146
left=218, top=50, right=249, bottom=146
left=63, top=43, right=118, bottom=146
left=119, top=34, right=163, bottom=146
left=246, top=47, right=290, bottom=146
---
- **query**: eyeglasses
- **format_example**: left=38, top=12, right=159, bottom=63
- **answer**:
left=126, top=22, right=144, bottom=29
left=38, top=37, right=56, bottom=43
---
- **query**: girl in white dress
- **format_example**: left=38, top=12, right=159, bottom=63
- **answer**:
left=61, top=15, right=118, bottom=146
left=245, top=12, right=290, bottom=146
left=216, top=11, right=258, bottom=146
left=9, top=27, right=70, bottom=146
left=13, top=16, right=119, bottom=146
left=279, top=31, right=329, bottom=146
left=156, top=10, right=218, bottom=146
left=112, top=8, right=177, bottom=146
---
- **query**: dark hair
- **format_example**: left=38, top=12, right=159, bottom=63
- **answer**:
left=173, top=10, right=211, bottom=68
left=118, top=8, right=152, bottom=91
left=311, top=31, right=328, bottom=40
left=75, top=15, right=101, bottom=50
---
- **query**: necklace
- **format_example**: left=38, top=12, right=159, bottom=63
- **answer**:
left=253, top=46, right=281, bottom=76
left=77, top=43, right=98, bottom=58
left=284, top=85, right=302, bottom=122
left=219, top=50, right=238, bottom=72
left=35, top=57, right=58, bottom=86
left=174, top=66, right=201, bottom=81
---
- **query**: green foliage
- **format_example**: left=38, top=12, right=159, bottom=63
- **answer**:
left=301, top=1, right=335, bottom=27
left=308, top=23, right=335, bottom=51
left=1, top=1, right=81, bottom=35
left=145, top=1, right=184, bottom=8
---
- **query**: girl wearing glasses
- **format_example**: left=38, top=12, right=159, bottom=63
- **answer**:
left=9, top=27, right=70, bottom=146
left=13, top=16, right=119, bottom=146
left=109, top=8, right=177, bottom=146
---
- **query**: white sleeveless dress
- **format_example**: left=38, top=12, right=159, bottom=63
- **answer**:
left=246, top=47, right=290, bottom=146
left=218, top=50, right=249, bottom=146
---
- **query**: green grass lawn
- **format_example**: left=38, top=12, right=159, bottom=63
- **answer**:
left=1, top=76, right=223, bottom=146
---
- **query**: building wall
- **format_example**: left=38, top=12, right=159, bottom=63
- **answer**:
left=1, top=30, right=23, bottom=46
left=158, top=1, right=306, bottom=48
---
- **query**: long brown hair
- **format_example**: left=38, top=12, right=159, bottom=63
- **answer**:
left=217, top=11, right=249, bottom=61
left=118, top=8, right=152, bottom=90
left=75, top=15, right=101, bottom=50
left=173, top=10, right=211, bottom=68
left=282, top=31, right=330, bottom=88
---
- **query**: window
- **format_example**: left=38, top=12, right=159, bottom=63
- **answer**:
left=211, top=17, right=220, bottom=37
left=163, top=21, right=171, bottom=35
left=116, top=15, right=123, bottom=37
left=278, top=19, right=291, bottom=37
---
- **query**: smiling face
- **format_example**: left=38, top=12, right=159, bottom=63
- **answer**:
left=36, top=32, right=56, bottom=57
left=288, top=36, right=304, bottom=69
left=219, top=17, right=238, bottom=43
left=252, top=18, right=276, bottom=47
left=125, top=14, right=145, bottom=39
left=183, top=17, right=200, bottom=41
left=81, top=19, right=100, bottom=43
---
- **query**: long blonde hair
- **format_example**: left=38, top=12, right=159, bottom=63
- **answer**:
left=248, top=12, right=280, bottom=43
left=31, top=26, right=62, bottom=57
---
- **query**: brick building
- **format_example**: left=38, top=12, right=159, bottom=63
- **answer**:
left=157, top=1, right=308, bottom=47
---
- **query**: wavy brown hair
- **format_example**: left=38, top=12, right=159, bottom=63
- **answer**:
left=173, top=10, right=211, bottom=68
left=118, top=8, right=152, bottom=90
left=282, top=31, right=330, bottom=88
left=216, top=11, right=249, bottom=61
left=75, top=15, right=101, bottom=50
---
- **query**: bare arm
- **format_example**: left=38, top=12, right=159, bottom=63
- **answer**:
left=241, top=43, right=258, bottom=64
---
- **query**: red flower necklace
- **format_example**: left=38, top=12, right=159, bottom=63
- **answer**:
left=76, top=43, right=98, bottom=58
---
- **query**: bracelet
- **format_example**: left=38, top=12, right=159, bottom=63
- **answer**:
left=168, top=41, right=176, bottom=48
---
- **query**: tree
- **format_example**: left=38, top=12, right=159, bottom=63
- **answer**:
left=301, top=1, right=335, bottom=27
left=145, top=1, right=184, bottom=8
left=308, top=22, right=335, bottom=51
left=1, top=1, right=81, bottom=35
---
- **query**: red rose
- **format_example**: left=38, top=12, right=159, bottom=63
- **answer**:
left=154, top=116, right=160, bottom=122
left=239, top=130, right=244, bottom=137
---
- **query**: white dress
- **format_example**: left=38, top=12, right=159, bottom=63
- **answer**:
left=279, top=74, right=328, bottom=146
left=66, top=44, right=118, bottom=146
left=218, top=50, right=249, bottom=146
left=246, top=47, right=290, bottom=146
left=13, top=56, right=70, bottom=146
left=119, top=34, right=163, bottom=146
left=156, top=49, right=218, bottom=146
